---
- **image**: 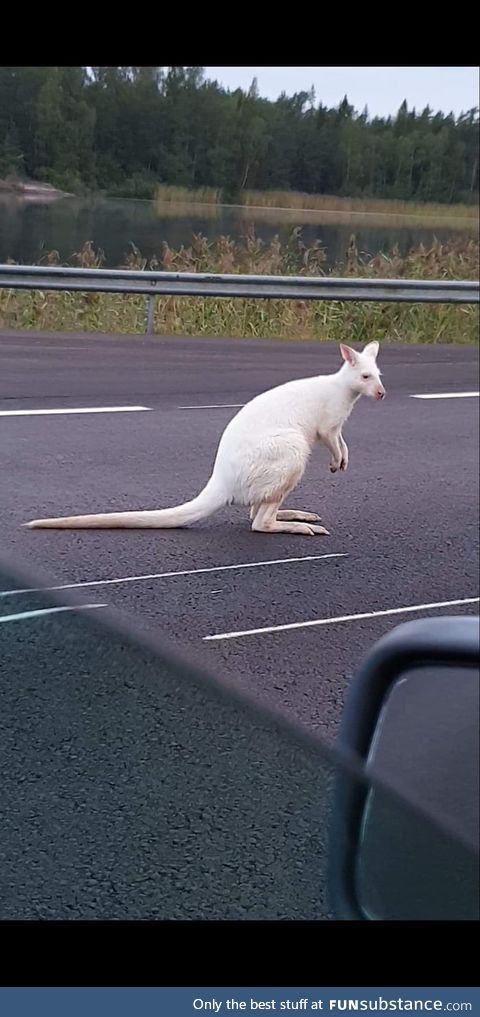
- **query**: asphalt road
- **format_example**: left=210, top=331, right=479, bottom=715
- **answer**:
left=1, top=330, right=479, bottom=918
left=0, top=577, right=340, bottom=919
left=1, top=331, right=479, bottom=740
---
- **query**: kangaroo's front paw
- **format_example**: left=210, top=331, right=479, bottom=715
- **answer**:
left=339, top=440, right=349, bottom=471
left=329, top=460, right=340, bottom=473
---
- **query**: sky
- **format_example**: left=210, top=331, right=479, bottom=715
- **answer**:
left=204, top=67, right=479, bottom=118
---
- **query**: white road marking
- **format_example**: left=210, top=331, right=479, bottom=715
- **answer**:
left=410, top=392, right=479, bottom=400
left=0, top=406, right=151, bottom=417
left=178, top=403, right=245, bottom=410
left=0, top=553, right=347, bottom=598
left=0, top=604, right=106, bottom=625
left=204, top=597, right=480, bottom=642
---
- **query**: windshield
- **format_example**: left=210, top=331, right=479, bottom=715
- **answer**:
left=1, top=559, right=478, bottom=920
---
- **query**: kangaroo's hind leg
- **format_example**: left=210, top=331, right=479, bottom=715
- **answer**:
left=277, top=509, right=322, bottom=522
left=247, top=433, right=329, bottom=535
left=251, top=501, right=329, bottom=536
left=249, top=506, right=321, bottom=522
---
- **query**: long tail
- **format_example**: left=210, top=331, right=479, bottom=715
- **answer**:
left=25, top=476, right=227, bottom=530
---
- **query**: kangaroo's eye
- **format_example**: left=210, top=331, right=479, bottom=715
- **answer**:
left=362, top=373, right=370, bottom=380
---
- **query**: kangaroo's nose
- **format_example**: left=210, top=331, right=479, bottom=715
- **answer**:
left=376, top=387, right=385, bottom=400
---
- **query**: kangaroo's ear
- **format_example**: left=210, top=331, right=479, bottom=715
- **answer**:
left=363, top=340, right=379, bottom=359
left=340, top=343, right=358, bottom=366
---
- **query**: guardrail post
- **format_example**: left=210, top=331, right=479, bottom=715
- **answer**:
left=144, top=294, right=156, bottom=334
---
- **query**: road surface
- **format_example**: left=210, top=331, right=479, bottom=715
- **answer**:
left=1, top=330, right=478, bottom=918
left=1, top=331, right=478, bottom=740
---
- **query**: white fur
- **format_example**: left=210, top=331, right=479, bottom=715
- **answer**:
left=26, top=341, right=385, bottom=536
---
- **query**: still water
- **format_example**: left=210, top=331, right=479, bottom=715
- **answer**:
left=0, top=194, right=472, bottom=270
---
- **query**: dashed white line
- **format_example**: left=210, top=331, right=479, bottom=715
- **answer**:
left=203, top=597, right=480, bottom=642
left=178, top=403, right=245, bottom=410
left=0, top=604, right=106, bottom=625
left=0, top=406, right=151, bottom=417
left=0, top=553, right=347, bottom=598
left=410, top=392, right=479, bottom=400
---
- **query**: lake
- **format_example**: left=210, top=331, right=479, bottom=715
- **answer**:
left=0, top=194, right=476, bottom=271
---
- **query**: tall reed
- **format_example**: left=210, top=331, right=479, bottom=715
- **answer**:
left=1, top=233, right=478, bottom=344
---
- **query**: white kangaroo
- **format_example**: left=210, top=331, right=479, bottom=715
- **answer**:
left=26, top=341, right=385, bottom=536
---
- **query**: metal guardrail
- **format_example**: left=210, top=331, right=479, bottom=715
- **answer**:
left=0, top=263, right=478, bottom=334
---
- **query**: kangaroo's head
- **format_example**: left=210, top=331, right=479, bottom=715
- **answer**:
left=339, top=341, right=385, bottom=401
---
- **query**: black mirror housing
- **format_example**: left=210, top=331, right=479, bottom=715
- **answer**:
left=329, top=615, right=480, bottom=920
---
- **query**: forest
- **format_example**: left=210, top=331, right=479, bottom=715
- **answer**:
left=0, top=66, right=478, bottom=205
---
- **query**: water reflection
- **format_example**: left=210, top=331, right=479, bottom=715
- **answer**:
left=0, top=193, right=475, bottom=270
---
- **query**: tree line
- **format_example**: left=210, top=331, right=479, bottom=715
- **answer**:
left=0, top=66, right=478, bottom=204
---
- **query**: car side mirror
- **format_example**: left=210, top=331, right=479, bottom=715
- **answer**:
left=329, top=616, right=479, bottom=920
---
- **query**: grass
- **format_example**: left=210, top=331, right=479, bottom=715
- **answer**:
left=153, top=183, right=479, bottom=225
left=1, top=233, right=478, bottom=344
left=150, top=201, right=479, bottom=232
left=155, top=184, right=222, bottom=206
left=241, top=189, right=479, bottom=220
